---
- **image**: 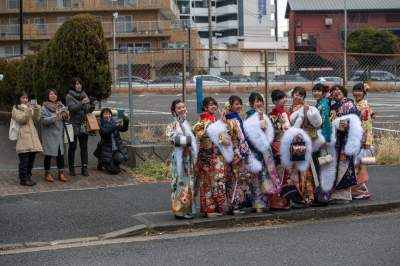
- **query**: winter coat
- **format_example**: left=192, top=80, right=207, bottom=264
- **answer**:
left=40, top=104, right=69, bottom=156
left=95, top=117, right=129, bottom=164
left=65, top=90, right=94, bottom=135
left=12, top=105, right=43, bottom=154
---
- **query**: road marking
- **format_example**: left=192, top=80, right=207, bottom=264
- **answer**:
left=373, top=127, right=400, bottom=133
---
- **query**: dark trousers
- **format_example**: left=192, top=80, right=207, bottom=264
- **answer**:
left=44, top=147, right=64, bottom=171
left=68, top=134, right=88, bottom=169
left=18, top=152, right=36, bottom=181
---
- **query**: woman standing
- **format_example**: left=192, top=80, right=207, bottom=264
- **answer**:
left=41, top=89, right=69, bottom=182
left=66, top=77, right=95, bottom=177
left=193, top=97, right=226, bottom=218
left=95, top=108, right=129, bottom=174
left=166, top=99, right=198, bottom=220
left=244, top=92, right=276, bottom=213
left=330, top=85, right=363, bottom=203
left=352, top=83, right=374, bottom=200
left=224, top=95, right=256, bottom=215
left=268, top=90, right=291, bottom=209
left=12, top=92, right=43, bottom=186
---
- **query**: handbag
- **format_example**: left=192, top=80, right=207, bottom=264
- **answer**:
left=85, top=113, right=100, bottom=132
left=63, top=121, right=74, bottom=144
left=318, top=147, right=333, bottom=166
left=8, top=118, right=20, bottom=141
left=290, top=134, right=306, bottom=161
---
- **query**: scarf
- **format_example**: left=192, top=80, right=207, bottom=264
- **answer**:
left=200, top=112, right=216, bottom=123
left=100, top=118, right=118, bottom=150
left=245, top=108, right=256, bottom=118
left=44, top=101, right=63, bottom=113
left=68, top=89, right=87, bottom=101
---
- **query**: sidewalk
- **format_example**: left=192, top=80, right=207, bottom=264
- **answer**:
left=0, top=165, right=399, bottom=249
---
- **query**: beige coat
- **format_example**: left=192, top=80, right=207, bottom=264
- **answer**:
left=12, top=105, right=43, bottom=154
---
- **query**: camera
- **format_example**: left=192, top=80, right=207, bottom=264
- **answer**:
left=89, top=96, right=97, bottom=104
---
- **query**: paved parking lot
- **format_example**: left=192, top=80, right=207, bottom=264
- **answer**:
left=103, top=92, right=400, bottom=133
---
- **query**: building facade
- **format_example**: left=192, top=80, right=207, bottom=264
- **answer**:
left=0, top=0, right=203, bottom=80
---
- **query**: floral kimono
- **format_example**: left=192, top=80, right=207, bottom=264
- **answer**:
left=193, top=112, right=226, bottom=215
left=285, top=104, right=323, bottom=206
left=224, top=112, right=253, bottom=211
left=244, top=109, right=278, bottom=210
left=166, top=117, right=198, bottom=217
left=267, top=107, right=291, bottom=209
left=330, top=98, right=363, bottom=201
left=352, top=99, right=374, bottom=199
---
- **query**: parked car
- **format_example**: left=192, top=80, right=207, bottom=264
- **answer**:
left=192, top=75, right=229, bottom=86
left=220, top=75, right=253, bottom=83
left=350, top=70, right=398, bottom=81
left=272, top=74, right=309, bottom=82
left=314, top=76, right=343, bottom=84
left=151, top=76, right=182, bottom=84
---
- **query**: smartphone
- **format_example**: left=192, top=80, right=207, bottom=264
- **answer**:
left=30, top=99, right=37, bottom=107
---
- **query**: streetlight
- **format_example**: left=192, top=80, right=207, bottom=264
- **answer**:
left=112, top=12, right=118, bottom=88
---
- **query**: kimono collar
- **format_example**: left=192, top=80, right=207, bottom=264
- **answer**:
left=270, top=106, right=290, bottom=117
left=246, top=108, right=256, bottom=118
left=225, top=112, right=247, bottom=141
left=200, top=112, right=216, bottom=123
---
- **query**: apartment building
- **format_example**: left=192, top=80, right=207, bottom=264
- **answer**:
left=0, top=0, right=202, bottom=79
left=176, top=0, right=289, bottom=76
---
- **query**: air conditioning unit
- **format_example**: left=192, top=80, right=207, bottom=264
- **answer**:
left=325, top=18, right=333, bottom=26
left=301, top=33, right=309, bottom=40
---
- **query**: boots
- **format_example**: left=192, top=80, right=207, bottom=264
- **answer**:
left=58, top=170, right=67, bottom=182
left=69, top=167, right=76, bottom=176
left=81, top=165, right=89, bottom=177
left=45, top=171, right=54, bottom=182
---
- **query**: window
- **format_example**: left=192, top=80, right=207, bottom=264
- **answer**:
left=349, top=13, right=368, bottom=23
left=270, top=28, right=275, bottom=37
left=267, top=52, right=276, bottom=63
left=8, top=17, right=19, bottom=35
left=386, top=13, right=400, bottom=22
left=8, top=0, right=19, bottom=9
left=57, top=16, right=68, bottom=26
left=36, top=0, right=45, bottom=7
left=270, top=13, right=275, bottom=21
left=34, top=17, right=45, bottom=33
left=116, top=15, right=133, bottom=33
left=216, top=14, right=238, bottom=23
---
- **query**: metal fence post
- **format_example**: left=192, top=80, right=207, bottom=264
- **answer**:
left=182, top=48, right=187, bottom=102
left=343, top=51, right=348, bottom=87
left=264, top=50, right=269, bottom=112
left=127, top=47, right=134, bottom=144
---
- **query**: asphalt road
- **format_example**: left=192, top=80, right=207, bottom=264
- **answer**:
left=0, top=165, right=399, bottom=246
left=103, top=92, right=400, bottom=132
left=1, top=211, right=399, bottom=266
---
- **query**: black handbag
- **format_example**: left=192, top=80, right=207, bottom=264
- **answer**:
left=290, top=134, right=306, bottom=161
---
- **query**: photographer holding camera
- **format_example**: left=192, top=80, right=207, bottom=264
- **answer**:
left=65, top=77, right=96, bottom=177
left=41, top=89, right=69, bottom=182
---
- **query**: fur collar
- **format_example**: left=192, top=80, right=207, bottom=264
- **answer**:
left=206, top=120, right=234, bottom=163
left=280, top=127, right=313, bottom=172
left=244, top=111, right=274, bottom=154
left=331, top=114, right=363, bottom=156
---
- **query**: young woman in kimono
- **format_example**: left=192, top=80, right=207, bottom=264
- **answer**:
left=193, top=97, right=227, bottom=217
left=244, top=92, right=277, bottom=213
left=352, top=83, right=374, bottom=200
left=312, top=83, right=335, bottom=203
left=267, top=90, right=291, bottom=210
left=224, top=95, right=261, bottom=215
left=330, top=85, right=363, bottom=204
left=166, top=99, right=198, bottom=219
left=283, top=87, right=323, bottom=208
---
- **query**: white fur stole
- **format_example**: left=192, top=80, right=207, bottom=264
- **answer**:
left=331, top=114, right=363, bottom=156
left=290, top=106, right=323, bottom=128
left=246, top=153, right=263, bottom=174
left=244, top=112, right=274, bottom=154
left=173, top=120, right=198, bottom=178
left=206, top=120, right=234, bottom=163
left=280, top=127, right=313, bottom=172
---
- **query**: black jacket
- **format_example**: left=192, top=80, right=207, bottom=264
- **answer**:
left=95, top=117, right=129, bottom=164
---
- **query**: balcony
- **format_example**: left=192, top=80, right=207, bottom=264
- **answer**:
left=0, top=0, right=179, bottom=18
left=0, top=20, right=183, bottom=41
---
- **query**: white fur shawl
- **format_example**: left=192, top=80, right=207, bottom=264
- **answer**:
left=246, top=153, right=263, bottom=174
left=244, top=112, right=274, bottom=154
left=206, top=120, right=234, bottom=163
left=331, top=114, right=363, bottom=156
left=173, top=120, right=198, bottom=178
left=290, top=106, right=323, bottom=128
left=280, top=127, right=313, bottom=172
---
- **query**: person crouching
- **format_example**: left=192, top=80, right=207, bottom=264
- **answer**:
left=94, top=108, right=129, bottom=174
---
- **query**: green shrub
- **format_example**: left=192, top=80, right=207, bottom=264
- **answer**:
left=16, top=54, right=37, bottom=98
left=0, top=59, right=21, bottom=109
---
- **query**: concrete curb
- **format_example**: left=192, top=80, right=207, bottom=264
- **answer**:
left=102, top=199, right=400, bottom=239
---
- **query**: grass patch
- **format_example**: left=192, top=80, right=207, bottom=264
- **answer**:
left=126, top=162, right=170, bottom=183
left=375, top=133, right=400, bottom=165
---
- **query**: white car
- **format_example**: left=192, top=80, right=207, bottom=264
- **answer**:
left=0, top=74, right=3, bottom=81
left=192, top=75, right=229, bottom=86
left=314, top=76, right=343, bottom=84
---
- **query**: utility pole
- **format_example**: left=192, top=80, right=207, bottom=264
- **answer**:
left=208, top=0, right=213, bottom=71
left=274, top=0, right=278, bottom=42
left=19, top=0, right=23, bottom=58
left=187, top=21, right=192, bottom=78
left=343, top=0, right=348, bottom=85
